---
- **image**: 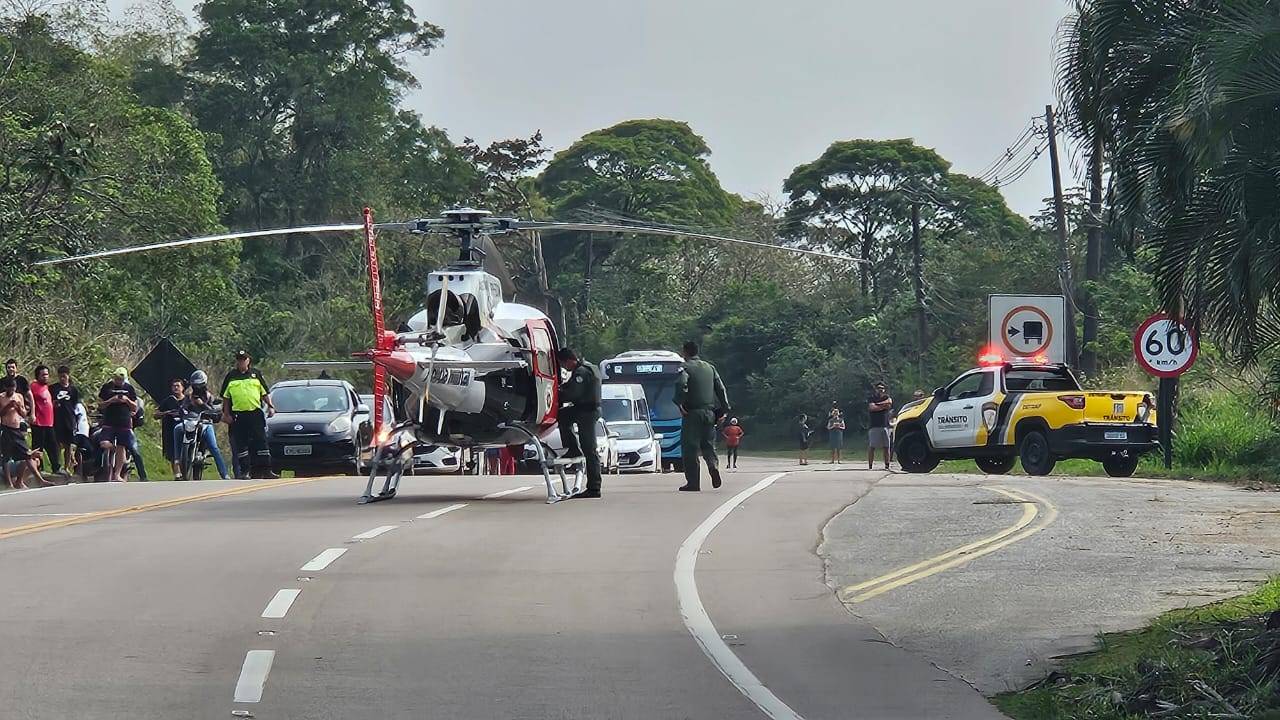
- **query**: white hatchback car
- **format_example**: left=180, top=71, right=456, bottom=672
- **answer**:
left=610, top=421, right=662, bottom=472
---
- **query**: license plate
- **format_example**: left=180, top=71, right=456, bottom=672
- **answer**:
left=283, top=445, right=312, bottom=456
left=1104, top=431, right=1128, bottom=441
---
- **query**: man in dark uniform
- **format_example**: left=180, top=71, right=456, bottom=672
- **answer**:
left=220, top=350, right=277, bottom=479
left=555, top=347, right=604, bottom=499
left=674, top=341, right=730, bottom=492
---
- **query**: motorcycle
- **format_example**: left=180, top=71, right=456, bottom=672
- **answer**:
left=178, top=404, right=223, bottom=481
left=81, top=420, right=134, bottom=483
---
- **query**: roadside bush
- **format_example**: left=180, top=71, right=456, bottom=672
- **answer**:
left=1174, top=393, right=1279, bottom=470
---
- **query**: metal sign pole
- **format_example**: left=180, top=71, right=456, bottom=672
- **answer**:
left=1158, top=377, right=1176, bottom=469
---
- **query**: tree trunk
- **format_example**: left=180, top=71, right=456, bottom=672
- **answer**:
left=859, top=234, right=873, bottom=297
left=1081, top=135, right=1104, bottom=377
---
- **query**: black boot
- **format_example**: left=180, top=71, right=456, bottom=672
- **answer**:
left=678, top=484, right=700, bottom=492
left=709, top=466, right=722, bottom=488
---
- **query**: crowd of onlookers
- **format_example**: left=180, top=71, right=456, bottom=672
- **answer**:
left=792, top=382, right=927, bottom=469
left=0, top=359, right=152, bottom=488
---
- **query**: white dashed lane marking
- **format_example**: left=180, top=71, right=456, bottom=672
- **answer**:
left=260, top=589, right=302, bottom=619
left=482, top=485, right=534, bottom=499
left=300, top=548, right=346, bottom=572
left=417, top=503, right=468, bottom=519
left=352, top=525, right=398, bottom=540
left=233, top=650, right=275, bottom=703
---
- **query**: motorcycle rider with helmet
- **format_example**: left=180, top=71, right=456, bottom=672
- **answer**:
left=173, top=370, right=230, bottom=480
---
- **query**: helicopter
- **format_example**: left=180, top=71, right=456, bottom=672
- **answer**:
left=37, top=207, right=860, bottom=504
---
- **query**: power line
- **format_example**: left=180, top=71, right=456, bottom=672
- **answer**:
left=974, top=119, right=1035, bottom=181
left=975, top=115, right=1047, bottom=186
left=989, top=140, right=1049, bottom=188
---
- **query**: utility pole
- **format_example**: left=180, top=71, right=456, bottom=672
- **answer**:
left=910, top=201, right=928, bottom=370
left=582, top=231, right=595, bottom=314
left=1081, top=135, right=1105, bottom=378
left=1045, top=104, right=1079, bottom=369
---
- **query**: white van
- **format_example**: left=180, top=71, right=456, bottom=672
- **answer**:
left=601, top=383, right=650, bottom=424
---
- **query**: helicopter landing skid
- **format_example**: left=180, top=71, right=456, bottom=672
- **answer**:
left=498, top=425, right=582, bottom=503
left=359, top=444, right=409, bottom=504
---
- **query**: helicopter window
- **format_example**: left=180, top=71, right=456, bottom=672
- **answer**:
left=458, top=294, right=482, bottom=339
left=425, top=289, right=465, bottom=327
left=530, top=327, right=554, bottom=378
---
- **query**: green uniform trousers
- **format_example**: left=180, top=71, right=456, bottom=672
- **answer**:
left=681, top=407, right=719, bottom=488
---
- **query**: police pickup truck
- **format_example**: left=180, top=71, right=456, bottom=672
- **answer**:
left=894, top=357, right=1157, bottom=477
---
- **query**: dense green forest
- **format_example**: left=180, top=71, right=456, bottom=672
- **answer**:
left=2, top=0, right=1278, bottom=456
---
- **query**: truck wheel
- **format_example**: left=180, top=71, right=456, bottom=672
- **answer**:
left=1018, top=431, right=1056, bottom=476
left=1102, top=453, right=1140, bottom=478
left=896, top=432, right=939, bottom=473
left=975, top=455, right=1016, bottom=475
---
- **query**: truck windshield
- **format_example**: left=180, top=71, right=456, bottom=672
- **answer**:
left=1004, top=368, right=1079, bottom=392
left=601, top=398, right=634, bottom=423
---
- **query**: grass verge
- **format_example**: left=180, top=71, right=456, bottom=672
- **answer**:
left=995, top=577, right=1280, bottom=720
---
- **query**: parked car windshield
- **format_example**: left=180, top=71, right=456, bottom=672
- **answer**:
left=272, top=386, right=350, bottom=413
left=612, top=422, right=651, bottom=440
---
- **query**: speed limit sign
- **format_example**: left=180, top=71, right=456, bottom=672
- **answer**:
left=1134, top=313, right=1199, bottom=377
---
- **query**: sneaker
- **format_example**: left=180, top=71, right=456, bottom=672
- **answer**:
left=678, top=484, right=700, bottom=492
left=573, top=490, right=602, bottom=499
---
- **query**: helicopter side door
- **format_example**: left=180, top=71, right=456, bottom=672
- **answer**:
left=526, top=320, right=559, bottom=429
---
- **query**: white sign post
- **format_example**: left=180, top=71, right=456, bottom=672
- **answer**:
left=987, top=295, right=1068, bottom=363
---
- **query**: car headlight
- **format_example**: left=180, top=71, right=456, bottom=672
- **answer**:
left=327, top=416, right=352, bottom=435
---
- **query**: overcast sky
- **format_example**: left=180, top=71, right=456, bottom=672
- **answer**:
left=110, top=0, right=1075, bottom=218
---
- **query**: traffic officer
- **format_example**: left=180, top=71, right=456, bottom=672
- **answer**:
left=674, top=341, right=729, bottom=491
left=219, top=350, right=276, bottom=479
left=555, top=347, right=603, bottom=499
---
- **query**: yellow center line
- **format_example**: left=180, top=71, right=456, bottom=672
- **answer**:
left=838, top=485, right=1059, bottom=603
left=0, top=477, right=324, bottom=542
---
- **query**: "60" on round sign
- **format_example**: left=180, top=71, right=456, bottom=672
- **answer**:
left=1134, top=313, right=1199, bottom=378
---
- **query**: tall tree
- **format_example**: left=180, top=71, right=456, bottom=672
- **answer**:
left=536, top=119, right=738, bottom=334
left=782, top=139, right=949, bottom=300
left=186, top=0, right=444, bottom=228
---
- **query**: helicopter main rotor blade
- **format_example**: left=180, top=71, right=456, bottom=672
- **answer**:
left=33, top=223, right=367, bottom=266
left=514, top=221, right=867, bottom=264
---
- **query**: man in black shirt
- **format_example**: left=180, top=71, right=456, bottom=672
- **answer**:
left=867, top=381, right=894, bottom=470
left=53, top=366, right=81, bottom=475
left=97, top=367, right=138, bottom=482
left=5, top=358, right=33, bottom=425
left=155, top=378, right=186, bottom=479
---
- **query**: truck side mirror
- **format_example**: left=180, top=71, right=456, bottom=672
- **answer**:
left=933, top=387, right=946, bottom=400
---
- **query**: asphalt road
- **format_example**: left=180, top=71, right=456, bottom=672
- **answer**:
left=0, top=457, right=1274, bottom=719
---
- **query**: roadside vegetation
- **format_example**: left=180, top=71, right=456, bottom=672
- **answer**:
left=995, top=578, right=1280, bottom=720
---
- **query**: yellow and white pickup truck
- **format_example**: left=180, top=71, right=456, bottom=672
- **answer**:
left=893, top=360, right=1157, bottom=477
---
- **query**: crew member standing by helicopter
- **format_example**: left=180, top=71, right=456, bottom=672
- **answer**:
left=555, top=347, right=604, bottom=499
left=674, top=341, right=730, bottom=492
left=220, top=350, right=276, bottom=479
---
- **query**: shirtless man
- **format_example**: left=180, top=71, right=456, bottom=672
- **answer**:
left=1, top=376, right=46, bottom=489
